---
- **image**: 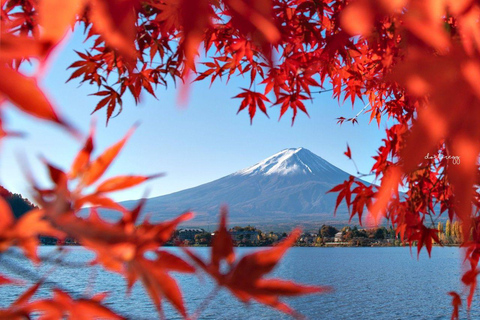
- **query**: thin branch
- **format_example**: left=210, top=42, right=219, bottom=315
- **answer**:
left=353, top=102, right=371, bottom=119
left=312, top=88, right=334, bottom=94
left=0, top=252, right=73, bottom=294
left=4, top=248, right=90, bottom=269
left=188, top=285, right=220, bottom=320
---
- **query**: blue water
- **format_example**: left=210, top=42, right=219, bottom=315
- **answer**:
left=0, top=246, right=478, bottom=319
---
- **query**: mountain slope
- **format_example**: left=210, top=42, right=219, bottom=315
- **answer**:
left=119, top=148, right=359, bottom=229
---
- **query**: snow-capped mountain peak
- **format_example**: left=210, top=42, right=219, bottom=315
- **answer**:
left=234, top=147, right=338, bottom=176
left=113, top=147, right=359, bottom=227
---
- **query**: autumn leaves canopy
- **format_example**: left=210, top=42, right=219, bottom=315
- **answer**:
left=3, top=0, right=480, bottom=319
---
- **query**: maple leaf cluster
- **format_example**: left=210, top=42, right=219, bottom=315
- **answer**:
left=3, top=0, right=480, bottom=318
left=0, top=3, right=329, bottom=314
left=0, top=126, right=325, bottom=318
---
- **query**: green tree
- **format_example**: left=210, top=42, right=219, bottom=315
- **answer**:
left=319, top=225, right=338, bottom=238
left=374, top=227, right=387, bottom=240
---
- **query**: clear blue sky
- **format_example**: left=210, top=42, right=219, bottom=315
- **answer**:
left=1, top=31, right=388, bottom=202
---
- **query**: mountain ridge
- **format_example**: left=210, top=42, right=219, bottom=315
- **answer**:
left=116, top=148, right=359, bottom=230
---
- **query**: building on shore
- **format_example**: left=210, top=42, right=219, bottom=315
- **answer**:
left=334, top=232, right=343, bottom=242
left=178, top=228, right=205, bottom=241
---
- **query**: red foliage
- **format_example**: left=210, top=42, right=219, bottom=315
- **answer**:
left=186, top=207, right=331, bottom=317
left=449, top=291, right=462, bottom=320
left=3, top=0, right=480, bottom=318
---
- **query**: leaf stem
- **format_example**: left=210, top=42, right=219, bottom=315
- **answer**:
left=188, top=285, right=220, bottom=320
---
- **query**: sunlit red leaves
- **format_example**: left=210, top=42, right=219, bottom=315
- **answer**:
left=368, top=166, right=401, bottom=226
left=38, top=0, right=85, bottom=44
left=180, top=0, right=212, bottom=72
left=341, top=0, right=374, bottom=37
left=0, top=283, right=123, bottom=320
left=71, top=208, right=195, bottom=317
left=0, top=66, right=70, bottom=130
left=0, top=274, right=18, bottom=285
left=225, top=0, right=280, bottom=46
left=461, top=268, right=479, bottom=308
left=67, top=51, right=105, bottom=86
left=0, top=282, right=42, bottom=319
left=234, top=89, right=270, bottom=123
left=344, top=144, right=352, bottom=159
left=69, top=124, right=95, bottom=179
left=448, top=291, right=461, bottom=320
left=125, top=67, right=158, bottom=103
left=186, top=208, right=330, bottom=316
left=88, top=0, right=140, bottom=60
left=35, top=125, right=157, bottom=216
left=33, top=163, right=194, bottom=317
left=30, top=289, right=124, bottom=319
left=0, top=33, right=50, bottom=61
left=211, top=206, right=235, bottom=268
left=393, top=47, right=480, bottom=245
left=412, top=225, right=440, bottom=258
left=276, top=92, right=310, bottom=125
left=31, top=130, right=196, bottom=320
left=6, top=0, right=480, bottom=317
left=0, top=197, right=61, bottom=262
left=95, top=173, right=164, bottom=193
left=90, top=86, right=123, bottom=125
left=328, top=177, right=375, bottom=225
left=127, top=251, right=194, bottom=317
left=349, top=183, right=374, bottom=225
left=80, top=125, right=135, bottom=186
left=328, top=176, right=355, bottom=216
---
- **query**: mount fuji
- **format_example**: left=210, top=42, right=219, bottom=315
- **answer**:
left=119, top=148, right=362, bottom=230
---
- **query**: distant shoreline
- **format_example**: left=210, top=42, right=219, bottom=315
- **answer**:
left=39, top=242, right=460, bottom=248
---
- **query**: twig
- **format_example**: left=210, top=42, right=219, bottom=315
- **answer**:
left=0, top=252, right=73, bottom=294
left=4, top=248, right=90, bottom=269
left=188, top=285, right=220, bottom=320
left=353, top=102, right=371, bottom=119
left=313, top=88, right=334, bottom=94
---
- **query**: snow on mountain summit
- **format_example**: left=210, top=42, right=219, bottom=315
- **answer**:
left=234, top=147, right=339, bottom=176
left=112, top=147, right=360, bottom=227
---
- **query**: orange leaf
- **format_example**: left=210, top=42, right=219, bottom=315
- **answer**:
left=0, top=196, right=14, bottom=232
left=75, top=194, right=126, bottom=212
left=187, top=210, right=330, bottom=317
left=81, top=126, right=136, bottom=186
left=0, top=66, right=68, bottom=128
left=89, top=0, right=139, bottom=60
left=95, top=173, right=164, bottom=193
left=368, top=166, right=401, bottom=226
left=448, top=291, right=461, bottom=320
left=211, top=205, right=235, bottom=268
left=70, top=122, right=95, bottom=179
left=138, top=258, right=190, bottom=318
left=344, top=144, right=352, bottom=159
left=461, top=268, right=479, bottom=308
left=39, top=0, right=85, bottom=43
left=0, top=34, right=48, bottom=61
left=0, top=274, right=19, bottom=285
left=226, top=0, right=280, bottom=44
left=340, top=0, right=374, bottom=36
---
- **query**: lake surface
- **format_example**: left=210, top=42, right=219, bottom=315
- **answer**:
left=0, top=246, right=479, bottom=319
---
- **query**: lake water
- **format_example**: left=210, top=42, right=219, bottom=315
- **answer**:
left=0, top=246, right=479, bottom=319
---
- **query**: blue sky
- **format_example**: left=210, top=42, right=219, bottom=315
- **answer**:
left=1, top=30, right=387, bottom=202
